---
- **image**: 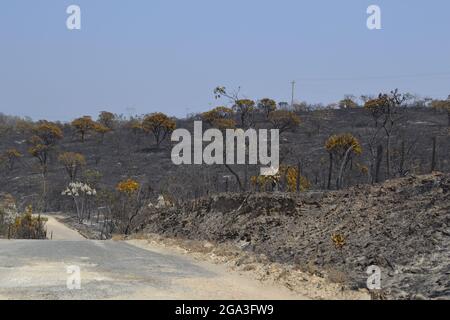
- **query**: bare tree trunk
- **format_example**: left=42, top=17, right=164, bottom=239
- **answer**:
left=296, top=161, right=301, bottom=192
left=375, top=144, right=383, bottom=183
left=431, top=136, right=437, bottom=173
left=224, top=164, right=244, bottom=191
left=386, top=133, right=391, bottom=179
left=327, top=153, right=333, bottom=190
left=41, top=170, right=47, bottom=212
left=337, top=147, right=353, bottom=190
left=369, top=159, right=374, bottom=184
left=399, top=140, right=405, bottom=176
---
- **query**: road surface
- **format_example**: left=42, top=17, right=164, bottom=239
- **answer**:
left=0, top=216, right=305, bottom=300
left=45, top=215, right=86, bottom=240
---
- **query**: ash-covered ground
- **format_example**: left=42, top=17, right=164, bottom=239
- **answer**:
left=141, top=173, right=449, bottom=299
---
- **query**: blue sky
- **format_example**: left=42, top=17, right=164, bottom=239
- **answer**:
left=0, top=0, right=449, bottom=121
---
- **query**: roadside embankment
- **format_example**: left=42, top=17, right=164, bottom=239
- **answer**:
left=137, top=173, right=449, bottom=299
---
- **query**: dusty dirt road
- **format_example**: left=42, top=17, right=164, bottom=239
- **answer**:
left=0, top=216, right=306, bottom=300
left=44, top=215, right=86, bottom=241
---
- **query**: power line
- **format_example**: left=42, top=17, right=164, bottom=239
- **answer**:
left=294, top=71, right=450, bottom=82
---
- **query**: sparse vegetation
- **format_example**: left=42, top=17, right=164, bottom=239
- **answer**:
left=0, top=89, right=449, bottom=240
left=0, top=196, right=47, bottom=239
left=331, top=234, right=346, bottom=249
left=2, top=148, right=22, bottom=170
left=112, top=178, right=149, bottom=235
left=71, top=116, right=97, bottom=142
left=431, top=98, right=450, bottom=127
left=269, top=110, right=300, bottom=134
left=325, top=133, right=362, bottom=189
left=257, top=98, right=277, bottom=119
left=9, top=205, right=47, bottom=239
left=201, top=107, right=236, bottom=129
left=142, top=113, right=176, bottom=148
left=58, top=152, right=86, bottom=181
left=97, top=111, right=116, bottom=130
left=0, top=89, right=448, bottom=300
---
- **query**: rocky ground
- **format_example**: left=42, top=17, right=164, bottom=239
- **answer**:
left=139, top=173, right=450, bottom=300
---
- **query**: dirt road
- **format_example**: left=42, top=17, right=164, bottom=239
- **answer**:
left=44, top=215, right=86, bottom=241
left=0, top=216, right=306, bottom=300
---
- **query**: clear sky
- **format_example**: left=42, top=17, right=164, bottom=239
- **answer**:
left=1, top=0, right=449, bottom=121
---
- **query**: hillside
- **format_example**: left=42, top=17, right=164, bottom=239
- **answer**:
left=0, top=106, right=448, bottom=214
left=139, top=173, right=450, bottom=299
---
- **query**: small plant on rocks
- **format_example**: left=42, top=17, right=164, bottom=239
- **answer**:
left=331, top=233, right=346, bottom=249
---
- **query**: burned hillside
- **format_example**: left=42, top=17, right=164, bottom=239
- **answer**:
left=0, top=102, right=448, bottom=213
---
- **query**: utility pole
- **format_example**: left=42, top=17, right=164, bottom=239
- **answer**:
left=291, top=80, right=296, bottom=108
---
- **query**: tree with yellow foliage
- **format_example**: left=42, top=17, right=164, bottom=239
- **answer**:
left=257, top=98, right=277, bottom=119
left=142, top=113, right=176, bottom=148
left=58, top=152, right=86, bottom=181
left=338, top=95, right=359, bottom=109
left=279, top=165, right=310, bottom=192
left=33, top=121, right=63, bottom=146
left=28, top=137, right=50, bottom=172
left=325, top=133, right=362, bottom=189
left=233, top=99, right=255, bottom=128
left=213, top=86, right=255, bottom=128
left=71, top=116, right=97, bottom=142
left=2, top=148, right=22, bottom=170
left=364, top=95, right=390, bottom=127
left=27, top=121, right=63, bottom=210
left=201, top=106, right=236, bottom=130
left=431, top=98, right=450, bottom=127
left=116, top=179, right=140, bottom=195
left=128, top=118, right=143, bottom=135
left=28, top=121, right=63, bottom=175
left=93, top=123, right=112, bottom=142
left=97, top=111, right=116, bottom=130
left=115, top=178, right=146, bottom=235
left=269, top=110, right=300, bottom=134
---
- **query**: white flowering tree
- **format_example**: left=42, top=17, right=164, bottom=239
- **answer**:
left=62, top=182, right=96, bottom=222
